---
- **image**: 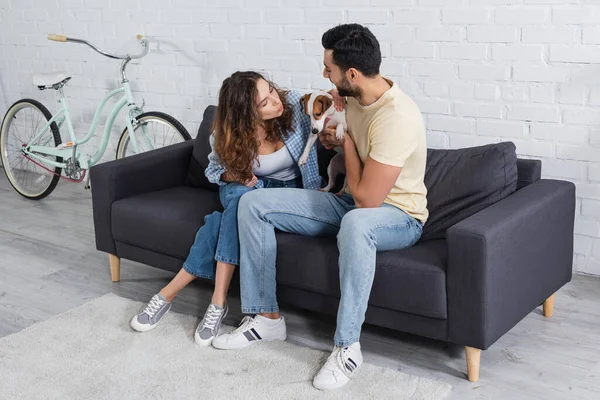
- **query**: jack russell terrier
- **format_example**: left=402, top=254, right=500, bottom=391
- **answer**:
left=299, top=91, right=347, bottom=196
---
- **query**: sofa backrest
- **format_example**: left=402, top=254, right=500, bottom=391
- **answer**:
left=421, top=142, right=518, bottom=241
left=186, top=106, right=219, bottom=192
left=516, top=159, right=542, bottom=190
left=187, top=107, right=533, bottom=242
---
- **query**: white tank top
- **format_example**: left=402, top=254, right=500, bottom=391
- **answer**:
left=252, top=145, right=300, bottom=181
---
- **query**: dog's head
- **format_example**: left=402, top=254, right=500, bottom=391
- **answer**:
left=300, top=91, right=335, bottom=135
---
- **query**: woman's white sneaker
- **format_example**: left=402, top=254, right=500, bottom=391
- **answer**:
left=194, top=303, right=228, bottom=346
left=313, top=342, right=363, bottom=390
left=211, top=315, right=286, bottom=350
left=130, top=293, right=171, bottom=332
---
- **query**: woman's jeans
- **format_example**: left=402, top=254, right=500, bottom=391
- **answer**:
left=183, top=176, right=302, bottom=280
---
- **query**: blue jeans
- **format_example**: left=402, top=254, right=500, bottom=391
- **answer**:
left=183, top=176, right=302, bottom=280
left=237, top=189, right=423, bottom=347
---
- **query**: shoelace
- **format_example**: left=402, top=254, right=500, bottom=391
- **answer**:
left=199, top=304, right=223, bottom=332
left=232, top=316, right=255, bottom=334
left=142, top=295, right=165, bottom=318
left=322, top=347, right=353, bottom=379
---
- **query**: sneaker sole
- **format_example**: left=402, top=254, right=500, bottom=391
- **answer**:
left=130, top=304, right=171, bottom=332
left=194, top=335, right=214, bottom=346
left=212, top=333, right=287, bottom=350
left=130, top=315, right=158, bottom=332
left=312, top=377, right=351, bottom=391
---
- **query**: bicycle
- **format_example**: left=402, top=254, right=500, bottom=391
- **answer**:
left=0, top=33, right=192, bottom=200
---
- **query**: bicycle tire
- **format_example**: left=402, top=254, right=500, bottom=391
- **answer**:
left=115, top=111, right=191, bottom=160
left=0, top=99, right=63, bottom=200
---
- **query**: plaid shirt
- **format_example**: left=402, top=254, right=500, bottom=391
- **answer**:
left=204, top=90, right=322, bottom=190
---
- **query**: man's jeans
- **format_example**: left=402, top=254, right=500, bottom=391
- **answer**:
left=183, top=177, right=302, bottom=280
left=238, top=188, right=423, bottom=347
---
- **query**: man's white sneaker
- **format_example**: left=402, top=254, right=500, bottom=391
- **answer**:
left=313, top=342, right=363, bottom=390
left=211, top=315, right=286, bottom=350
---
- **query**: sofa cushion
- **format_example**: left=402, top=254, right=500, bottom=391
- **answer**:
left=275, top=234, right=448, bottom=319
left=112, top=186, right=222, bottom=260
left=186, top=106, right=219, bottom=192
left=422, top=141, right=518, bottom=241
left=517, top=158, right=542, bottom=190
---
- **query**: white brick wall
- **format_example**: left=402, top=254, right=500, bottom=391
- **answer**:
left=1, top=0, right=600, bottom=276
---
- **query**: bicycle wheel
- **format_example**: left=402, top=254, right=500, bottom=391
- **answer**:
left=0, top=99, right=63, bottom=199
left=115, top=111, right=191, bottom=159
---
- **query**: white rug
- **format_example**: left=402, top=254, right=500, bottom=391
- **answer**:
left=0, top=294, right=451, bottom=400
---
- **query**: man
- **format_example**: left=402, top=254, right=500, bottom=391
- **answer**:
left=212, top=24, right=429, bottom=391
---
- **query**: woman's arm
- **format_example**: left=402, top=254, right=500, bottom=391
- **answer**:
left=287, top=90, right=311, bottom=140
left=204, top=134, right=228, bottom=187
left=328, top=88, right=346, bottom=111
left=205, top=134, right=259, bottom=188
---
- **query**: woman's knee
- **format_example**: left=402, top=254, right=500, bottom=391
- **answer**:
left=220, top=182, right=254, bottom=206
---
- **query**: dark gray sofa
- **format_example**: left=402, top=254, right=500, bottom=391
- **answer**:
left=90, top=105, right=576, bottom=382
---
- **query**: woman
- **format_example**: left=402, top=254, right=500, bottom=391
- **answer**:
left=130, top=71, right=322, bottom=346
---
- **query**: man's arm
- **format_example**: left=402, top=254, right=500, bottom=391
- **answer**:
left=343, top=137, right=401, bottom=208
left=321, top=127, right=402, bottom=208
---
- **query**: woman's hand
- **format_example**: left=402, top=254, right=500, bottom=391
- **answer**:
left=328, top=88, right=346, bottom=112
left=243, top=174, right=258, bottom=188
left=221, top=171, right=234, bottom=183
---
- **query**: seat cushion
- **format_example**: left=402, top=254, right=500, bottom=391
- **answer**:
left=112, top=186, right=222, bottom=260
left=186, top=106, right=219, bottom=192
left=422, top=141, right=518, bottom=241
left=275, top=234, right=448, bottom=319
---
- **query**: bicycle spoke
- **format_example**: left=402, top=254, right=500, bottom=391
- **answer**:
left=119, top=116, right=187, bottom=159
left=1, top=102, right=60, bottom=198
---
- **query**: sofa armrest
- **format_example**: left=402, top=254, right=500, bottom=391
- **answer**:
left=90, top=140, right=194, bottom=255
left=446, top=179, right=575, bottom=350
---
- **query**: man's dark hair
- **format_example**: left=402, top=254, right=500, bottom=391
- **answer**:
left=321, top=24, right=381, bottom=77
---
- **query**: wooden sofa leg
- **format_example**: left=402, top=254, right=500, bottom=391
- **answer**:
left=465, top=346, right=481, bottom=382
left=109, top=254, right=121, bottom=282
left=543, top=293, right=555, bottom=317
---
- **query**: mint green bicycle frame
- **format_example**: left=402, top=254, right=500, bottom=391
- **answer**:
left=23, top=80, right=148, bottom=170
left=22, top=34, right=152, bottom=171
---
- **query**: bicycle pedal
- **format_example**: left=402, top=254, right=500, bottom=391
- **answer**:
left=56, top=141, right=74, bottom=149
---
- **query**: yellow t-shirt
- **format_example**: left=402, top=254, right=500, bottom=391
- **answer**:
left=346, top=78, right=429, bottom=223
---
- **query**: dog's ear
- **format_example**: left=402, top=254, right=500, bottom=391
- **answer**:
left=299, top=94, right=311, bottom=116
left=318, top=96, right=333, bottom=114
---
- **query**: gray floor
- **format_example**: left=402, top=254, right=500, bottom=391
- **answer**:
left=1, top=171, right=599, bottom=400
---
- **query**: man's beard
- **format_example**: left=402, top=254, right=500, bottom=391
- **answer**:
left=336, top=75, right=361, bottom=98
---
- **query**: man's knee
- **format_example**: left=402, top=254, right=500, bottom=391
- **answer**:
left=338, top=209, right=373, bottom=242
left=238, top=190, right=261, bottom=217
left=238, top=189, right=279, bottom=224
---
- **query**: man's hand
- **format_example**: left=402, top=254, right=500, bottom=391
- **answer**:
left=328, top=88, right=346, bottom=112
left=243, top=174, right=258, bottom=188
left=319, top=125, right=351, bottom=149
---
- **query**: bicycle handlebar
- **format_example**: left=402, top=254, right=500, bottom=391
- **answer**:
left=46, top=33, right=149, bottom=60
left=48, top=34, right=67, bottom=42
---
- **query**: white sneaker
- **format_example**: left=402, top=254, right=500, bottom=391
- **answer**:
left=130, top=293, right=171, bottom=332
left=313, top=342, right=363, bottom=390
left=211, top=315, right=286, bottom=350
left=194, top=303, right=228, bottom=346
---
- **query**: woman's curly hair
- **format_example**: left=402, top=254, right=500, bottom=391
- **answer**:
left=212, top=71, right=292, bottom=183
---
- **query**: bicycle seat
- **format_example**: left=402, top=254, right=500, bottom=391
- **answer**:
left=33, top=72, right=71, bottom=90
